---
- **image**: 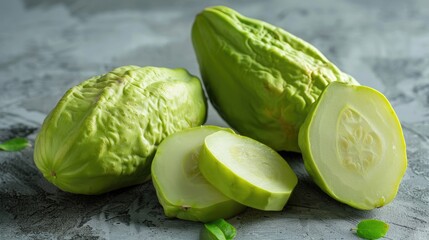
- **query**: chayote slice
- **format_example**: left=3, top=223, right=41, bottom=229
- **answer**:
left=151, top=126, right=245, bottom=222
left=34, top=65, right=207, bottom=195
left=192, top=6, right=359, bottom=152
left=199, top=130, right=298, bottom=211
left=298, top=82, right=407, bottom=210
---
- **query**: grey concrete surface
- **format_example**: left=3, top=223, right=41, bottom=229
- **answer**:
left=1, top=0, right=428, bottom=239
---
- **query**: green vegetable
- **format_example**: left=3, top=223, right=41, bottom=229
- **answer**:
left=354, top=219, right=389, bottom=239
left=298, top=82, right=407, bottom=209
left=151, top=126, right=245, bottom=222
left=34, top=65, right=207, bottom=195
left=200, top=219, right=237, bottom=240
left=192, top=6, right=358, bottom=152
left=199, top=130, right=298, bottom=211
left=0, top=137, right=30, bottom=151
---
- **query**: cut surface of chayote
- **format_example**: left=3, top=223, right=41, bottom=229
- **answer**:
left=298, top=82, right=407, bottom=210
left=34, top=65, right=207, bottom=195
left=151, top=126, right=246, bottom=222
left=199, top=131, right=298, bottom=211
left=192, top=6, right=359, bottom=152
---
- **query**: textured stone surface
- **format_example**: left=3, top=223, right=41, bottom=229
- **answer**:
left=0, top=0, right=428, bottom=239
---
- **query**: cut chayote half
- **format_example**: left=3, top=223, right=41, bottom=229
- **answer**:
left=151, top=126, right=245, bottom=222
left=199, top=131, right=298, bottom=211
left=298, top=82, right=407, bottom=210
left=192, top=6, right=358, bottom=152
left=34, top=65, right=207, bottom=195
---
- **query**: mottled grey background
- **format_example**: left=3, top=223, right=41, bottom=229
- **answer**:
left=1, top=0, right=428, bottom=239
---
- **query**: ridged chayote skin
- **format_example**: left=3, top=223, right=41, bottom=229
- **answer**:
left=34, top=65, right=207, bottom=194
left=192, top=6, right=359, bottom=152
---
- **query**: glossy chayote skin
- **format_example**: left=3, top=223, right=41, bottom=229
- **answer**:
left=34, top=65, right=207, bottom=195
left=192, top=6, right=359, bottom=152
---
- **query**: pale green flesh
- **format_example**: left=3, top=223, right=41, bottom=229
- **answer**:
left=199, top=131, right=298, bottom=211
left=151, top=126, right=245, bottom=222
left=299, top=82, right=407, bottom=210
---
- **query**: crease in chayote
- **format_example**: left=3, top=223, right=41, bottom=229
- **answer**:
left=192, top=6, right=359, bottom=152
left=34, top=65, right=207, bottom=194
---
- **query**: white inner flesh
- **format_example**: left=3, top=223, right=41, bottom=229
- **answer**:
left=152, top=127, right=230, bottom=207
left=309, top=83, right=406, bottom=209
left=337, top=107, right=383, bottom=174
left=205, top=131, right=297, bottom=193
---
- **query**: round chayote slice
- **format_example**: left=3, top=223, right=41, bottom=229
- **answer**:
left=298, top=82, right=407, bottom=210
left=151, top=126, right=246, bottom=222
left=199, top=131, right=298, bottom=211
left=34, top=65, right=207, bottom=195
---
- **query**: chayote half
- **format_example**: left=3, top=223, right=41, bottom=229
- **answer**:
left=298, top=82, right=407, bottom=210
left=34, top=65, right=207, bottom=195
left=192, top=6, right=359, bottom=152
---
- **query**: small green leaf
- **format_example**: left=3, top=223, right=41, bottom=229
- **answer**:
left=210, top=219, right=236, bottom=240
left=200, top=223, right=226, bottom=240
left=355, top=219, right=389, bottom=239
left=0, top=138, right=31, bottom=151
left=200, top=219, right=236, bottom=240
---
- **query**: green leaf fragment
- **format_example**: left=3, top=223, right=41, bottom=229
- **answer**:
left=210, top=219, right=236, bottom=240
left=201, top=223, right=226, bottom=240
left=0, top=138, right=30, bottom=151
left=355, top=219, right=389, bottom=240
left=200, top=219, right=236, bottom=240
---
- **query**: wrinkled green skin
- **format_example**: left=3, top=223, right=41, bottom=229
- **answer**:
left=34, top=66, right=207, bottom=195
left=192, top=6, right=358, bottom=152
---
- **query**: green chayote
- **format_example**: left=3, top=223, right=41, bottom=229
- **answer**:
left=34, top=65, right=207, bottom=194
left=192, top=6, right=359, bottom=152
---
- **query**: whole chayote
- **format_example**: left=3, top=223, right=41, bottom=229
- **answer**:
left=192, top=6, right=359, bottom=152
left=34, top=65, right=207, bottom=194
